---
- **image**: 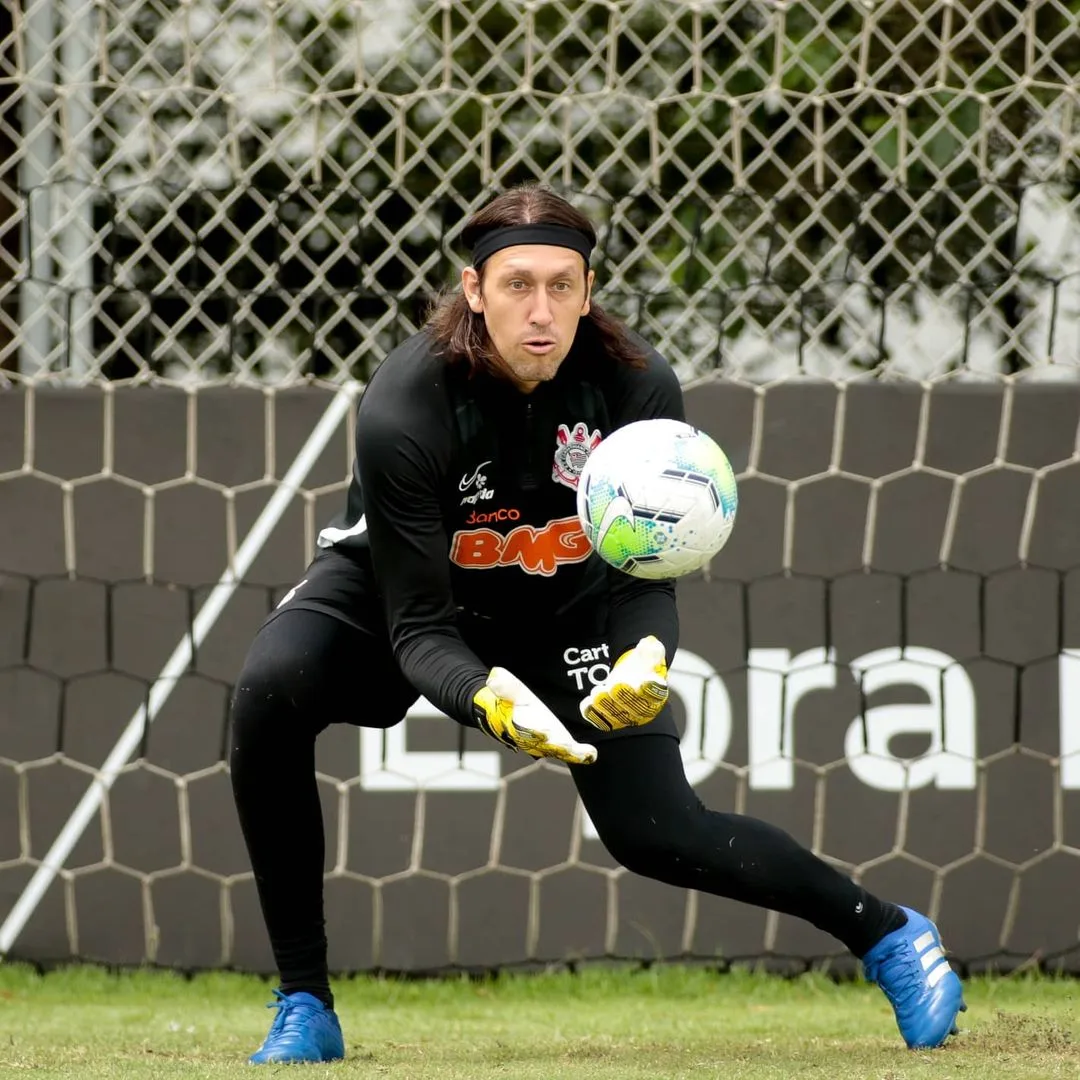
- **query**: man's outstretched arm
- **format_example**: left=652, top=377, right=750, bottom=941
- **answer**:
left=356, top=403, right=595, bottom=763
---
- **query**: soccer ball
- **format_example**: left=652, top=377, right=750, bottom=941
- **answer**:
left=576, top=418, right=738, bottom=580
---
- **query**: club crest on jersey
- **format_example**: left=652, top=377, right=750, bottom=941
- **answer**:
left=552, top=421, right=602, bottom=490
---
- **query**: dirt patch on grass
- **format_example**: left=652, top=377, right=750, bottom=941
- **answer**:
left=961, top=1010, right=1077, bottom=1056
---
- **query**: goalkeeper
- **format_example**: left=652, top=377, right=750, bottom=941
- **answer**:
left=229, top=184, right=965, bottom=1064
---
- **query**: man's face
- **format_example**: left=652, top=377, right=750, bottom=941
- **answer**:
left=462, top=244, right=595, bottom=391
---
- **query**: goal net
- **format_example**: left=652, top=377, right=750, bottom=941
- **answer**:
left=1, top=0, right=1079, bottom=975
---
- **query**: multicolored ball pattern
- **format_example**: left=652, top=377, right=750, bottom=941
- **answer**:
left=577, top=418, right=739, bottom=580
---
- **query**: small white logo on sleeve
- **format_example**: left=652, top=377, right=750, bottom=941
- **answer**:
left=276, top=578, right=308, bottom=609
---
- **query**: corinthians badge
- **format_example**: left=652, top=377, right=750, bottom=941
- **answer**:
left=552, top=421, right=602, bottom=490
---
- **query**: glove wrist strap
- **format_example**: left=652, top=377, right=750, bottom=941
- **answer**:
left=472, top=687, right=519, bottom=751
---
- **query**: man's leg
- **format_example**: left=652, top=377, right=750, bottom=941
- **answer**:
left=228, top=605, right=414, bottom=1061
left=569, top=730, right=965, bottom=1048
left=569, top=730, right=902, bottom=955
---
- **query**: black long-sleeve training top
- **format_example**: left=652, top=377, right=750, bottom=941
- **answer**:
left=316, top=326, right=684, bottom=727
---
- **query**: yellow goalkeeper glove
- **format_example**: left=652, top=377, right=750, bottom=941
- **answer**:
left=473, top=668, right=598, bottom=765
left=579, top=635, right=669, bottom=732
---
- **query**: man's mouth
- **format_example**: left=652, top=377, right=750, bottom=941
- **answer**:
left=522, top=338, right=556, bottom=354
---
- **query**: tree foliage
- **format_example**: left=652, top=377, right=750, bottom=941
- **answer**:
left=93, top=0, right=1080, bottom=381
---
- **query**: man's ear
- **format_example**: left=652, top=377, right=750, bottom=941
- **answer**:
left=462, top=266, right=484, bottom=313
left=581, top=268, right=595, bottom=316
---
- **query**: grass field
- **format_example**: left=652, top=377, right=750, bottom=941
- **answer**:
left=1, top=963, right=1078, bottom=1078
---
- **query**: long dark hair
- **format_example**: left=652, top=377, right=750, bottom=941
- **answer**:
left=426, top=184, right=647, bottom=376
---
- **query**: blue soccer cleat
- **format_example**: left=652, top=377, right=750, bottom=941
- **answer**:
left=862, top=906, right=966, bottom=1049
left=248, top=989, right=345, bottom=1064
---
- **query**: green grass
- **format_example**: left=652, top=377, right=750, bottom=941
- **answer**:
left=1, top=963, right=1079, bottom=1078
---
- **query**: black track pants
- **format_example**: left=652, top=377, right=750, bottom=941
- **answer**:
left=229, top=609, right=903, bottom=1002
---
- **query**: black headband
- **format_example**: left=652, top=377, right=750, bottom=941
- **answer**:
left=470, top=224, right=595, bottom=269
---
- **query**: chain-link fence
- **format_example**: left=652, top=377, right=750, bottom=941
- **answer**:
left=1, top=0, right=1078, bottom=385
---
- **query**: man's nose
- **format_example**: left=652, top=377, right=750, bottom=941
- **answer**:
left=529, top=293, right=553, bottom=327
